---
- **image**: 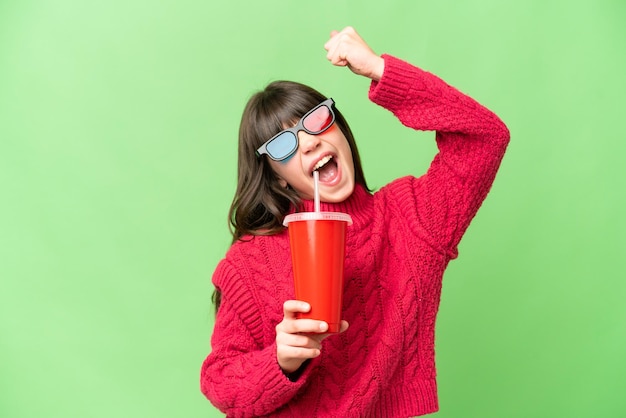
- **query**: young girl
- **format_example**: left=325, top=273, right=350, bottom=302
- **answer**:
left=200, top=27, right=509, bottom=417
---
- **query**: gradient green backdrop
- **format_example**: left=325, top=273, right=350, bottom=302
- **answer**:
left=1, top=1, right=624, bottom=417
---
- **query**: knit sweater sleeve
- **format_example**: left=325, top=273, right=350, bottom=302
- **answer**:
left=200, top=256, right=312, bottom=417
left=369, top=54, right=510, bottom=258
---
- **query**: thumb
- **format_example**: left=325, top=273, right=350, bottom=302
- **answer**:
left=315, top=320, right=350, bottom=343
left=339, top=320, right=349, bottom=333
left=329, top=30, right=339, bottom=37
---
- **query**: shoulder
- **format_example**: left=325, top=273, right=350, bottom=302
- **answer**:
left=226, top=232, right=290, bottom=259
left=374, top=175, right=421, bottom=207
left=213, top=232, right=290, bottom=288
left=213, top=232, right=292, bottom=331
left=372, top=175, right=434, bottom=241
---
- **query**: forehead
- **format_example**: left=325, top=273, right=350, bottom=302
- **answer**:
left=262, top=98, right=322, bottom=135
left=277, top=98, right=321, bottom=120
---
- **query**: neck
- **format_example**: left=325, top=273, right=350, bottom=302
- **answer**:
left=297, top=184, right=371, bottom=227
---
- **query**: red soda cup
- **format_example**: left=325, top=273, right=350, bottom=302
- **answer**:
left=283, top=212, right=352, bottom=333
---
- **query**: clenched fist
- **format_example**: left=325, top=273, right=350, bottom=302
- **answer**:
left=324, top=26, right=385, bottom=81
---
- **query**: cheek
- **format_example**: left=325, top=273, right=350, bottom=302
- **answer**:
left=269, top=157, right=301, bottom=182
left=330, top=127, right=351, bottom=151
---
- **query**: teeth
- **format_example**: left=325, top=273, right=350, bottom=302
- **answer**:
left=313, top=155, right=332, bottom=171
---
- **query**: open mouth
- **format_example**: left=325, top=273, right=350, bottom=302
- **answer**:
left=312, top=155, right=339, bottom=183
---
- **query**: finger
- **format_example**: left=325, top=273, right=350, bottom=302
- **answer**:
left=278, top=345, right=321, bottom=362
left=328, top=320, right=349, bottom=334
left=315, top=320, right=350, bottom=343
left=326, top=41, right=348, bottom=67
left=339, top=319, right=349, bottom=333
left=323, top=32, right=340, bottom=53
left=325, top=29, right=361, bottom=66
left=279, top=318, right=329, bottom=335
left=277, top=332, right=322, bottom=350
left=324, top=28, right=350, bottom=55
left=282, top=300, right=310, bottom=319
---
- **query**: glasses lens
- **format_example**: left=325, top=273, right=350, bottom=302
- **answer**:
left=302, top=105, right=333, bottom=133
left=266, top=131, right=297, bottom=160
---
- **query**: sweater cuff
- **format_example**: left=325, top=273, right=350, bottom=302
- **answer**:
left=368, top=54, right=428, bottom=112
left=242, top=343, right=312, bottom=415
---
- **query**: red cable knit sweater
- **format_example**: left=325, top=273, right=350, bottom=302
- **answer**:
left=201, top=54, right=510, bottom=417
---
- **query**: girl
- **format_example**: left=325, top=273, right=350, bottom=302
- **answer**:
left=201, top=27, right=510, bottom=417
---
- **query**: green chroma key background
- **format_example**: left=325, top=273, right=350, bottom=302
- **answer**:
left=1, top=1, right=624, bottom=417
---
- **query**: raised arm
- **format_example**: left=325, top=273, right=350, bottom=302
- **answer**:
left=325, top=26, right=509, bottom=257
left=370, top=54, right=510, bottom=257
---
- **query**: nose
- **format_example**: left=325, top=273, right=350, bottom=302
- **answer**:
left=298, top=131, right=321, bottom=154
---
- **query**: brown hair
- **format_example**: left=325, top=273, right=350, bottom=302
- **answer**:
left=213, top=80, right=369, bottom=311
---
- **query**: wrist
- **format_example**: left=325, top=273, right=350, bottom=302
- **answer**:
left=369, top=56, right=385, bottom=81
left=282, top=359, right=311, bottom=382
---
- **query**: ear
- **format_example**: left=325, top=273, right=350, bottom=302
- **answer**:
left=277, top=177, right=288, bottom=188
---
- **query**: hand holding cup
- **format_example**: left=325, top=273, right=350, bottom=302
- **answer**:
left=276, top=300, right=349, bottom=374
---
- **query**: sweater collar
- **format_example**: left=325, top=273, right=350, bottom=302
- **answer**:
left=295, top=184, right=373, bottom=228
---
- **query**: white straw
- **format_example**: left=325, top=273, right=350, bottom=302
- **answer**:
left=313, top=170, right=320, bottom=212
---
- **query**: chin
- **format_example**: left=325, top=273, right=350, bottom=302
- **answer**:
left=323, top=183, right=355, bottom=203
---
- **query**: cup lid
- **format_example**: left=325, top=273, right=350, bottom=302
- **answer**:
left=283, top=211, right=353, bottom=226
